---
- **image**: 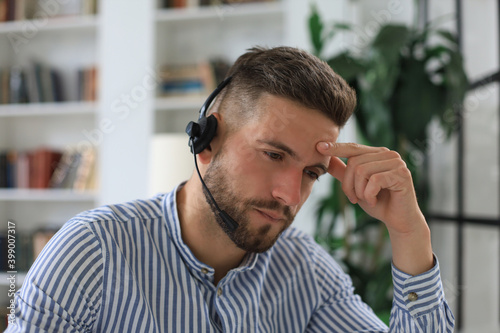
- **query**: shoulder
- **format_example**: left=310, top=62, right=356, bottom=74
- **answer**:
left=272, top=228, right=345, bottom=276
left=61, top=194, right=166, bottom=240
left=71, top=194, right=165, bottom=226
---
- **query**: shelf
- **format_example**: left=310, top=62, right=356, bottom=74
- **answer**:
left=0, top=15, right=99, bottom=34
left=156, top=1, right=284, bottom=23
left=0, top=189, right=97, bottom=202
left=0, top=101, right=97, bottom=117
left=155, top=96, right=206, bottom=112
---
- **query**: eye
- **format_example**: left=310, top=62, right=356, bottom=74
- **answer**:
left=264, top=151, right=283, bottom=161
left=304, top=169, right=320, bottom=181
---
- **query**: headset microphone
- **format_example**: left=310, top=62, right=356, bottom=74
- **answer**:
left=185, top=77, right=238, bottom=232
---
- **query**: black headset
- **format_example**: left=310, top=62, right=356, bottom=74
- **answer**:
left=185, top=76, right=238, bottom=232
left=185, top=76, right=233, bottom=154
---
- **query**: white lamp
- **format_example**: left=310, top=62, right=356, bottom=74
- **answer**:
left=148, top=134, right=194, bottom=196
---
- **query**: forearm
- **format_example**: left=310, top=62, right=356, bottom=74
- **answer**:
left=388, top=211, right=434, bottom=276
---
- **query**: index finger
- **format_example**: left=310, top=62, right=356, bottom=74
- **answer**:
left=317, top=142, right=387, bottom=158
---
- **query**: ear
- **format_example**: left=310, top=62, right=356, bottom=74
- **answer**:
left=197, top=112, right=225, bottom=165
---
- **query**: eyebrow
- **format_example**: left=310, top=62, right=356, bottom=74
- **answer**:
left=257, top=139, right=329, bottom=175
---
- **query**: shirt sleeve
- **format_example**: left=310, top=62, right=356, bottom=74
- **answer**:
left=306, top=241, right=455, bottom=332
left=5, top=220, right=104, bottom=333
left=390, top=256, right=455, bottom=332
left=305, top=244, right=388, bottom=332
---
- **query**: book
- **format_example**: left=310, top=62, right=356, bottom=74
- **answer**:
left=0, top=0, right=99, bottom=21
left=5, top=151, right=17, bottom=188
left=158, top=60, right=230, bottom=97
left=77, top=66, right=98, bottom=102
left=0, top=63, right=95, bottom=104
left=9, top=66, right=27, bottom=104
left=0, top=304, right=8, bottom=331
left=49, top=147, right=75, bottom=188
left=25, top=63, right=40, bottom=103
left=15, top=0, right=26, bottom=21
left=5, top=0, right=15, bottom=21
left=60, top=149, right=81, bottom=188
left=50, top=69, right=64, bottom=102
left=72, top=147, right=95, bottom=191
left=0, top=233, right=7, bottom=271
left=40, top=65, right=54, bottom=102
left=1, top=69, right=9, bottom=104
left=0, top=0, right=6, bottom=22
left=48, top=146, right=96, bottom=190
left=29, top=148, right=62, bottom=189
left=15, top=151, right=29, bottom=188
left=16, top=232, right=33, bottom=272
left=0, top=152, right=7, bottom=188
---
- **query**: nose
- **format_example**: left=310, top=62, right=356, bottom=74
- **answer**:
left=271, top=168, right=302, bottom=207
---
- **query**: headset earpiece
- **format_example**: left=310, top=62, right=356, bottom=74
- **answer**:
left=185, top=76, right=233, bottom=155
left=186, top=114, right=218, bottom=155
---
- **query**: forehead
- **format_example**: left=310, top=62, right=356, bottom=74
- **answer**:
left=249, top=94, right=340, bottom=142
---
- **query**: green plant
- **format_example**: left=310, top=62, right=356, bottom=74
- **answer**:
left=309, top=2, right=468, bottom=323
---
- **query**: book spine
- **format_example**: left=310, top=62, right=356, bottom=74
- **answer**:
left=0, top=0, right=7, bottom=22
left=0, top=152, right=7, bottom=188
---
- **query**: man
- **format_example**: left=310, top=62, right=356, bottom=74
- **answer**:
left=9, top=46, right=454, bottom=332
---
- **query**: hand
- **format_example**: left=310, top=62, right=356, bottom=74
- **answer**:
left=317, top=142, right=434, bottom=275
left=317, top=142, right=424, bottom=234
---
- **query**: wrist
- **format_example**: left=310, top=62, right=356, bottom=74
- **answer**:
left=389, top=217, right=434, bottom=276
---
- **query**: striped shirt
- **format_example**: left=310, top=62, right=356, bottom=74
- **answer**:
left=8, top=186, right=454, bottom=332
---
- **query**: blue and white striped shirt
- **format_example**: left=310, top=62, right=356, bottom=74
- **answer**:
left=8, top=186, right=454, bottom=332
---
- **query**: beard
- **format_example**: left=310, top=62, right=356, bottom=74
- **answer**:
left=203, top=152, right=295, bottom=253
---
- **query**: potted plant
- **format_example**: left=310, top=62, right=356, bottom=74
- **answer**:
left=308, top=2, right=468, bottom=323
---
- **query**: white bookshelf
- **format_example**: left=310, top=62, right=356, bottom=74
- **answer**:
left=0, top=189, right=96, bottom=202
left=0, top=101, right=97, bottom=117
left=0, top=10, right=100, bottom=289
left=0, top=15, right=99, bottom=34
left=155, top=1, right=284, bottom=22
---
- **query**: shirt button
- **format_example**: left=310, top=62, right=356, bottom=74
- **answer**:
left=201, top=268, right=209, bottom=274
left=408, top=292, right=418, bottom=302
left=217, top=288, right=223, bottom=297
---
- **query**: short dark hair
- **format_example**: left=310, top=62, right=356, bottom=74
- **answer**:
left=214, top=46, right=356, bottom=128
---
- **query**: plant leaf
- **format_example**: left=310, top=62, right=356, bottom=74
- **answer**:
left=436, top=29, right=459, bottom=45
left=372, top=25, right=410, bottom=63
left=424, top=45, right=455, bottom=62
left=391, top=58, right=444, bottom=143
left=309, top=4, right=324, bottom=57
left=327, top=52, right=365, bottom=82
left=357, top=89, right=395, bottom=148
left=440, top=51, right=469, bottom=136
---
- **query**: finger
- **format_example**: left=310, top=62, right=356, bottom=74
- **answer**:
left=317, top=142, right=388, bottom=159
left=350, top=152, right=406, bottom=200
left=364, top=171, right=401, bottom=207
left=328, top=156, right=346, bottom=182
left=334, top=148, right=400, bottom=204
left=366, top=163, right=414, bottom=206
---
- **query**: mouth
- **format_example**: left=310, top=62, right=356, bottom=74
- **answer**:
left=255, top=209, right=284, bottom=223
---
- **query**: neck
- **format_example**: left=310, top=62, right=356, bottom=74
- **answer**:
left=176, top=176, right=246, bottom=284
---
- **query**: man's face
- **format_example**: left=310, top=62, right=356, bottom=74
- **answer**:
left=204, top=94, right=340, bottom=253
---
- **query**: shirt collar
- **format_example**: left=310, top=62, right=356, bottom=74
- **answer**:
left=162, top=183, right=261, bottom=274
